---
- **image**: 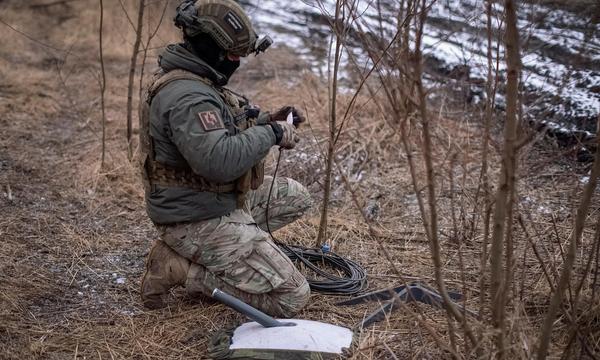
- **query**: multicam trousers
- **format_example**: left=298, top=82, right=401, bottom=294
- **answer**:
left=158, top=177, right=312, bottom=318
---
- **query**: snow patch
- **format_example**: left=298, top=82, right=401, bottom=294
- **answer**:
left=241, top=0, right=600, bottom=133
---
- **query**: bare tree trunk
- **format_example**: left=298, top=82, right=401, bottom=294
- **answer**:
left=126, top=0, right=145, bottom=160
left=98, top=0, right=107, bottom=169
left=478, top=0, right=495, bottom=320
left=317, top=0, right=344, bottom=246
left=489, top=0, right=521, bottom=357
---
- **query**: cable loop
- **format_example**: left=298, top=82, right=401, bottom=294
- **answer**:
left=266, top=149, right=367, bottom=296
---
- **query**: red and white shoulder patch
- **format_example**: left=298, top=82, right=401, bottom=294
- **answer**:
left=198, top=111, right=225, bottom=131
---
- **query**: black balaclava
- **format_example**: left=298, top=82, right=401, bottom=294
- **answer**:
left=184, top=33, right=241, bottom=81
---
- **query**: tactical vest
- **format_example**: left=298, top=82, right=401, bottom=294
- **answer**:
left=140, top=69, right=265, bottom=207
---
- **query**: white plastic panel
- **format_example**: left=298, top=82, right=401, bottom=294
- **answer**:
left=230, top=319, right=353, bottom=354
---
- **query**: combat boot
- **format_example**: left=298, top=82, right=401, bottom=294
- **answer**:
left=141, top=241, right=190, bottom=309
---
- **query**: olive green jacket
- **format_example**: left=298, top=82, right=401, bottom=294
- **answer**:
left=146, top=44, right=276, bottom=224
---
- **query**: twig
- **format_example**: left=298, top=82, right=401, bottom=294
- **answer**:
left=536, top=116, right=600, bottom=359
left=592, top=221, right=600, bottom=300
left=127, top=0, right=145, bottom=160
left=117, top=0, right=139, bottom=34
left=333, top=11, right=405, bottom=146
left=517, top=214, right=555, bottom=292
left=98, top=0, right=107, bottom=168
left=316, top=0, right=344, bottom=246
left=344, top=0, right=481, bottom=351
left=136, top=0, right=169, bottom=157
left=383, top=342, right=399, bottom=360
left=561, top=211, right=600, bottom=359
left=333, top=154, right=463, bottom=359
left=413, top=0, right=461, bottom=355
left=0, top=17, right=65, bottom=53
left=477, top=0, right=497, bottom=321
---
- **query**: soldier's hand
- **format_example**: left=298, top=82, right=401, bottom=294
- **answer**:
left=271, top=106, right=306, bottom=127
left=273, top=121, right=300, bottom=150
left=289, top=108, right=306, bottom=127
left=271, top=106, right=293, bottom=122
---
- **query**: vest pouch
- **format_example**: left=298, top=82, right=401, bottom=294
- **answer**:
left=139, top=98, right=153, bottom=194
left=236, top=171, right=253, bottom=208
left=251, top=160, right=265, bottom=190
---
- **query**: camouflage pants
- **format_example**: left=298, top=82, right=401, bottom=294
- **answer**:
left=158, top=177, right=312, bottom=318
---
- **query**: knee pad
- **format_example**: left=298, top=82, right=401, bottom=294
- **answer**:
left=285, top=178, right=313, bottom=213
left=277, top=274, right=311, bottom=318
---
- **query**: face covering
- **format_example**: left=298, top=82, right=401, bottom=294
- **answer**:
left=216, top=58, right=240, bottom=80
left=185, top=33, right=241, bottom=81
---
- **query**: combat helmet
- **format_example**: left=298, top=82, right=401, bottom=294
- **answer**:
left=175, top=0, right=272, bottom=57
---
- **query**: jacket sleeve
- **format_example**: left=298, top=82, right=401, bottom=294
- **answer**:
left=167, top=89, right=276, bottom=184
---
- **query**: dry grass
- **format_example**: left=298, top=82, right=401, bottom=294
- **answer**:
left=1, top=0, right=599, bottom=359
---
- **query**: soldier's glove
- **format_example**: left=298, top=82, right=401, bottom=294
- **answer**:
left=270, top=121, right=300, bottom=150
left=271, top=106, right=306, bottom=127
left=256, top=111, right=272, bottom=125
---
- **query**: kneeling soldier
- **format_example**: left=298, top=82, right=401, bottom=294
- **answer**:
left=139, top=0, right=312, bottom=318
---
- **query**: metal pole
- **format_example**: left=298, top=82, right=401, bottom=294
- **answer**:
left=212, top=289, right=294, bottom=328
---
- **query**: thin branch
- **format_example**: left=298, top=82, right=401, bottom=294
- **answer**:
left=127, top=0, right=145, bottom=160
left=137, top=0, right=169, bottom=156
left=413, top=0, right=463, bottom=356
left=332, top=156, right=462, bottom=359
left=489, top=0, right=521, bottom=356
left=561, top=212, right=600, bottom=358
left=117, top=0, right=139, bottom=34
left=477, top=0, right=496, bottom=321
left=537, top=117, right=600, bottom=359
left=0, top=17, right=66, bottom=53
left=316, top=0, right=344, bottom=246
left=98, top=0, right=107, bottom=168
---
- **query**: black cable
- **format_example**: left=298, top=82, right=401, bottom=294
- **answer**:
left=277, top=242, right=367, bottom=295
left=266, top=149, right=367, bottom=296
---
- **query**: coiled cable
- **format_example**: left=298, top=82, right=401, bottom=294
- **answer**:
left=277, top=241, right=367, bottom=295
left=266, top=150, right=367, bottom=296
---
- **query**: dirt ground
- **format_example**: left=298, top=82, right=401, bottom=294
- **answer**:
left=1, top=1, right=599, bottom=359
